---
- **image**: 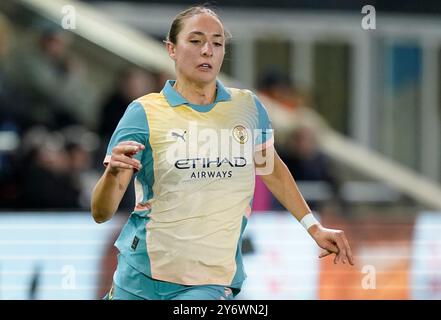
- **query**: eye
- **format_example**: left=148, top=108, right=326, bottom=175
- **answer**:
left=214, top=42, right=223, bottom=47
left=190, top=39, right=201, bottom=44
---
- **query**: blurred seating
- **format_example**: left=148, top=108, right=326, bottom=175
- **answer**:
left=97, top=67, right=157, bottom=141
left=8, top=20, right=92, bottom=130
left=276, top=125, right=341, bottom=212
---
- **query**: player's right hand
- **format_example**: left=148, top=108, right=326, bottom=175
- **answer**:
left=310, top=224, right=355, bottom=266
left=108, top=141, right=145, bottom=174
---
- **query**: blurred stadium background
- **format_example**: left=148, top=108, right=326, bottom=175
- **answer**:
left=1, top=0, right=441, bottom=299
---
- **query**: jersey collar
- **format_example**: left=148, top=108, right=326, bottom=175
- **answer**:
left=162, top=79, right=231, bottom=108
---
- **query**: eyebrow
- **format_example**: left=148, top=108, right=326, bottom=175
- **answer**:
left=188, top=31, right=223, bottom=38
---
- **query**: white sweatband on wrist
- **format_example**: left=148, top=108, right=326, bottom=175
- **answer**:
left=300, top=212, right=320, bottom=230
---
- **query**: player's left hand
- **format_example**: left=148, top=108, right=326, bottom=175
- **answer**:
left=308, top=224, right=355, bottom=265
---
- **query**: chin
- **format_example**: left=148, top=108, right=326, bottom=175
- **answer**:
left=193, top=75, right=217, bottom=86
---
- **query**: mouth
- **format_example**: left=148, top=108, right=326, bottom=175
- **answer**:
left=197, top=63, right=213, bottom=70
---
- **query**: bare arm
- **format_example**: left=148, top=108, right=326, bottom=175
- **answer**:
left=256, top=145, right=354, bottom=265
left=91, top=141, right=144, bottom=223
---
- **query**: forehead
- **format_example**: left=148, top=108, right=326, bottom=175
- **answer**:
left=180, top=13, right=224, bottom=37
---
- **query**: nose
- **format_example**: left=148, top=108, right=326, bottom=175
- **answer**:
left=201, top=42, right=213, bottom=57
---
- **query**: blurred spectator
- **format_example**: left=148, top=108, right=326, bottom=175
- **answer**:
left=276, top=126, right=341, bottom=212
left=18, top=127, right=98, bottom=209
left=14, top=125, right=100, bottom=210
left=98, top=67, right=157, bottom=141
left=0, top=14, right=10, bottom=60
left=9, top=21, right=92, bottom=130
left=254, top=68, right=313, bottom=212
left=257, top=68, right=307, bottom=112
left=0, top=14, right=30, bottom=131
left=18, top=127, right=80, bottom=209
left=97, top=67, right=157, bottom=211
left=62, top=125, right=100, bottom=209
left=0, top=14, right=30, bottom=207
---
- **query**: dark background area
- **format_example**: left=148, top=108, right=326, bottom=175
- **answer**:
left=84, top=0, right=441, bottom=15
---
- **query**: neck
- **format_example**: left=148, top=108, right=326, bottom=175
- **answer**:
left=173, top=78, right=217, bottom=105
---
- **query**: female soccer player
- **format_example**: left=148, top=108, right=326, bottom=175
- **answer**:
left=91, top=5, right=354, bottom=300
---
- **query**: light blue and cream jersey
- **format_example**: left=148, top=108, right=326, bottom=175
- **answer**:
left=104, top=79, right=273, bottom=289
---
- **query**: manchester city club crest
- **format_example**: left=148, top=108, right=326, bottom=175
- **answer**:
left=232, top=125, right=248, bottom=144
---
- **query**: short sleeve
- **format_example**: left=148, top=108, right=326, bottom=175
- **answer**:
left=103, top=101, right=149, bottom=166
left=252, top=93, right=274, bottom=151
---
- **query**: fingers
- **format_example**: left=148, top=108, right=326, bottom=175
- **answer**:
left=109, top=159, right=139, bottom=170
left=319, top=250, right=332, bottom=259
left=118, top=140, right=145, bottom=150
left=342, top=234, right=355, bottom=265
left=325, top=243, right=339, bottom=255
left=113, top=143, right=144, bottom=157
left=333, top=234, right=346, bottom=264
left=333, top=231, right=354, bottom=265
left=121, top=146, right=140, bottom=157
left=317, top=229, right=355, bottom=266
left=110, top=153, right=142, bottom=171
left=318, top=242, right=339, bottom=261
left=108, top=141, right=145, bottom=172
left=318, top=246, right=341, bottom=265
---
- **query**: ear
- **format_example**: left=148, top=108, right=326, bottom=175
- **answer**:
left=165, top=41, right=176, bottom=60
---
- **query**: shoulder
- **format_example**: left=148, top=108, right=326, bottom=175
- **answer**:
left=135, top=92, right=165, bottom=107
left=117, top=100, right=149, bottom=129
left=226, top=88, right=263, bottom=109
left=226, top=87, right=256, bottom=99
left=225, top=88, right=269, bottom=117
left=230, top=88, right=267, bottom=110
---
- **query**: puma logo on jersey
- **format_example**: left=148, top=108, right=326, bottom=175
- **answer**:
left=172, top=131, right=186, bottom=142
